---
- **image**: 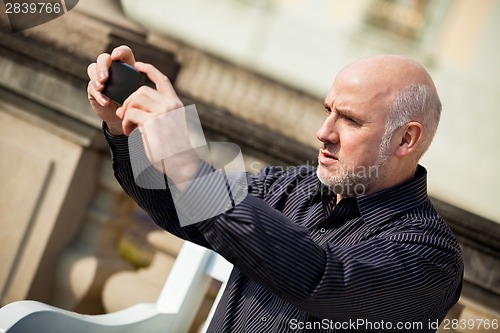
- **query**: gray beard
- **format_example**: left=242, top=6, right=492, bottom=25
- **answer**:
left=317, top=152, right=389, bottom=197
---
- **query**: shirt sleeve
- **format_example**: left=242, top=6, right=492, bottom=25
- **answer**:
left=102, top=122, right=211, bottom=248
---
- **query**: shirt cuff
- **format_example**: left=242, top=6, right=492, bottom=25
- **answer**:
left=102, top=122, right=130, bottom=162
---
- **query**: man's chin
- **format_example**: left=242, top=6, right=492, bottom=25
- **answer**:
left=316, top=166, right=341, bottom=188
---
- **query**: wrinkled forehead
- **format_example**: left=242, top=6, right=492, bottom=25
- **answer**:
left=324, top=68, right=396, bottom=122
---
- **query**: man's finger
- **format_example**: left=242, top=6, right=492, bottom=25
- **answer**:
left=110, top=45, right=136, bottom=66
left=96, top=53, right=112, bottom=83
left=87, top=62, right=97, bottom=81
left=134, top=62, right=178, bottom=99
left=87, top=63, right=106, bottom=91
left=87, top=80, right=110, bottom=106
left=121, top=107, right=153, bottom=136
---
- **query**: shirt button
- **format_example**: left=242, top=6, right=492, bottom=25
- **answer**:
left=261, top=316, right=267, bottom=322
left=319, top=228, right=326, bottom=234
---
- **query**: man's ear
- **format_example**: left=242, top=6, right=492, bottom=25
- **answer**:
left=395, top=122, right=423, bottom=158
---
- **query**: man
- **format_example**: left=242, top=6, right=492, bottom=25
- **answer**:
left=87, top=46, right=463, bottom=332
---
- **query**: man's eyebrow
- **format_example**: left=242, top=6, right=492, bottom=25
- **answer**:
left=337, top=105, right=361, bottom=121
left=337, top=107, right=357, bottom=119
left=323, top=101, right=365, bottom=123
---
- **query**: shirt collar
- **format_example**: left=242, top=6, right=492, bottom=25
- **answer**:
left=355, top=164, right=429, bottom=227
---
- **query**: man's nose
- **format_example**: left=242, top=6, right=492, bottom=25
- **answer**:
left=316, top=115, right=339, bottom=144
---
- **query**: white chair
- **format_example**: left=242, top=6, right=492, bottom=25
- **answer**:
left=0, top=241, right=233, bottom=333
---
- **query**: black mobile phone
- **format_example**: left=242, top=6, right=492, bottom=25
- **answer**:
left=101, top=61, right=155, bottom=105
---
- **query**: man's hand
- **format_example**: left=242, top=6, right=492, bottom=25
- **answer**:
left=88, top=46, right=196, bottom=186
left=87, top=45, right=135, bottom=135
left=87, top=45, right=184, bottom=136
left=119, top=62, right=197, bottom=187
left=116, top=61, right=184, bottom=136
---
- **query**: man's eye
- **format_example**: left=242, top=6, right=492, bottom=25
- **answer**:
left=339, top=113, right=350, bottom=121
left=341, top=114, right=358, bottom=125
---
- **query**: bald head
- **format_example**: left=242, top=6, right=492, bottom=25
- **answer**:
left=342, top=54, right=434, bottom=83
left=338, top=55, right=437, bottom=102
left=337, top=54, right=441, bottom=160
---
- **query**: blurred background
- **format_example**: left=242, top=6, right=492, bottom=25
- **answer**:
left=0, top=0, right=499, bottom=332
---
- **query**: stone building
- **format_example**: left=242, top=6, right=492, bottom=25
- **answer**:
left=0, top=0, right=499, bottom=332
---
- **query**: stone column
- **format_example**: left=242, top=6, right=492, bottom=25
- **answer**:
left=50, top=159, right=136, bottom=314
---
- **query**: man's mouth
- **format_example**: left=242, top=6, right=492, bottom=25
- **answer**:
left=320, top=149, right=338, bottom=160
left=319, top=149, right=339, bottom=165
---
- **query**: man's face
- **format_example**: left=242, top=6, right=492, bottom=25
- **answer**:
left=316, top=69, right=393, bottom=196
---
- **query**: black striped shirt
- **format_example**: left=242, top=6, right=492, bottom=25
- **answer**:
left=105, top=129, right=463, bottom=333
